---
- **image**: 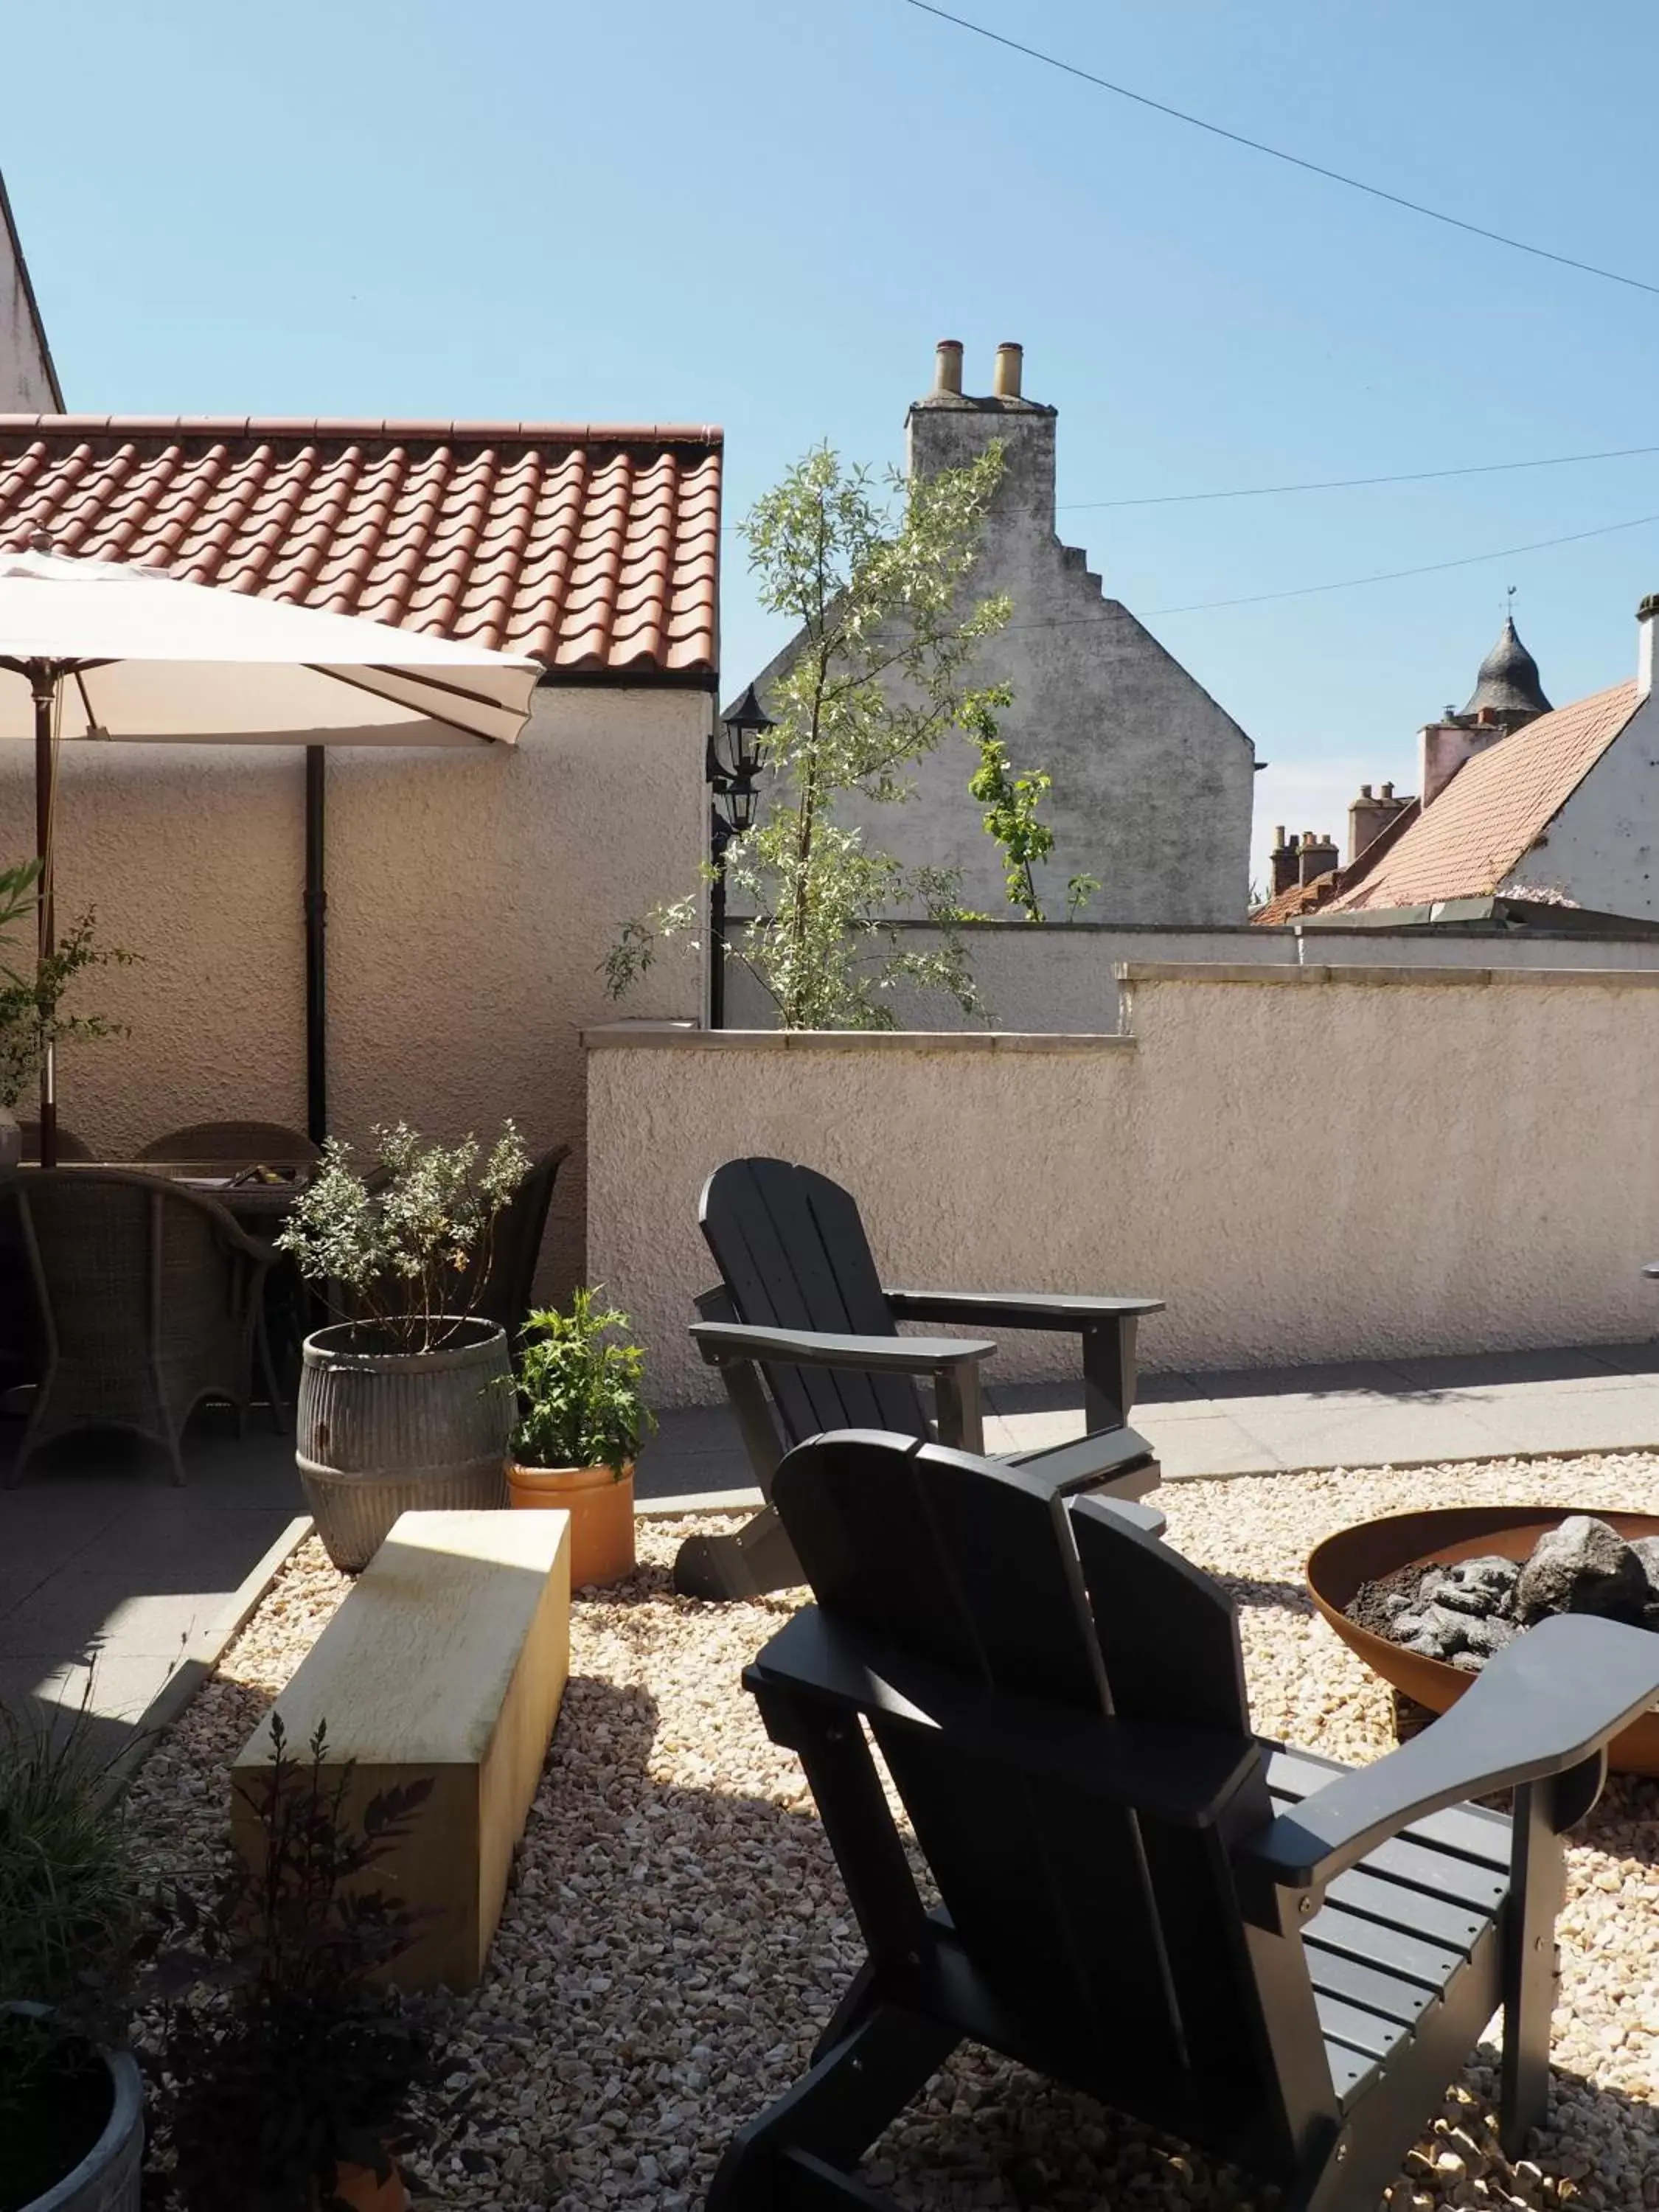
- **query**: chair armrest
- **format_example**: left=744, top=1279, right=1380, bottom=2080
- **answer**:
left=885, top=1289, right=1164, bottom=1329
left=1239, top=1613, right=1659, bottom=1919
left=689, top=1321, right=995, bottom=1375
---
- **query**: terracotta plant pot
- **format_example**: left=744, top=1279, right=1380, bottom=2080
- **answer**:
left=509, top=1459, right=635, bottom=1587
left=312, top=2159, right=409, bottom=2212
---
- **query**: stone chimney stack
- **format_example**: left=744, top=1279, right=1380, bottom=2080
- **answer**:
left=1638, top=593, right=1658, bottom=700
left=1267, top=827, right=1299, bottom=898
left=1347, top=779, right=1411, bottom=863
left=1421, top=717, right=1505, bottom=806
left=907, top=338, right=1057, bottom=542
left=1297, top=831, right=1339, bottom=886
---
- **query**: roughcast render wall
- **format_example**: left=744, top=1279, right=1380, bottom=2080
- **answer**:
left=587, top=965, right=1659, bottom=1405
left=0, top=686, right=706, bottom=1298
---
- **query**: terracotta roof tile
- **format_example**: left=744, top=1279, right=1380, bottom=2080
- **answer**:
left=0, top=416, right=722, bottom=678
left=1324, top=682, right=1640, bottom=914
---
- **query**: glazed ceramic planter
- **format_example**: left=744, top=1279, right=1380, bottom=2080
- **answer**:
left=297, top=1318, right=512, bottom=1571
left=11, top=2019, right=142, bottom=2212
left=508, top=1459, right=635, bottom=1587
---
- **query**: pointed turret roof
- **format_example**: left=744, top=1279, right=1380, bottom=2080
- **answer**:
left=1461, top=614, right=1551, bottom=728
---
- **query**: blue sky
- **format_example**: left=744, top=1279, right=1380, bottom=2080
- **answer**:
left=7, top=0, right=1658, bottom=883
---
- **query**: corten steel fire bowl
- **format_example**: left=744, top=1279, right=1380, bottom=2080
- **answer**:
left=1307, top=1504, right=1659, bottom=1778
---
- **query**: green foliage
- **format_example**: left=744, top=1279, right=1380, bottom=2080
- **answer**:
left=609, top=442, right=1013, bottom=1029
left=0, top=1697, right=146, bottom=2168
left=964, top=701, right=1100, bottom=925
left=0, top=899, right=135, bottom=1110
left=509, top=1287, right=653, bottom=1472
left=276, top=1121, right=530, bottom=1354
left=137, top=1714, right=435, bottom=2212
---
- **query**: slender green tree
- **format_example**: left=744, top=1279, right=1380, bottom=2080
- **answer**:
left=607, top=442, right=1014, bottom=1029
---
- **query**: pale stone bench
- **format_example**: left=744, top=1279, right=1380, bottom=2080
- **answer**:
left=234, top=1507, right=570, bottom=1991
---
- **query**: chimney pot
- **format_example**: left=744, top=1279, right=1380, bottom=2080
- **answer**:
left=1380, top=781, right=1393, bottom=799
left=1359, top=783, right=1372, bottom=799
left=992, top=341, right=1023, bottom=399
left=1297, top=831, right=1339, bottom=888
left=933, top=339, right=964, bottom=396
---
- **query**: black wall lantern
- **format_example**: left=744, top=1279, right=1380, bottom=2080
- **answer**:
left=706, top=683, right=773, bottom=1027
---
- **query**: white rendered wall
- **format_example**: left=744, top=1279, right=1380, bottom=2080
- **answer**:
left=0, top=686, right=707, bottom=1296
left=588, top=964, right=1659, bottom=1403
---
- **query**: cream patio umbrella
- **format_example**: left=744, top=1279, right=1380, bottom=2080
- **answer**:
left=0, top=539, right=542, bottom=1164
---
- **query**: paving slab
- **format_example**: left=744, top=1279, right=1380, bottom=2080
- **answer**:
left=0, top=1414, right=307, bottom=1765
left=636, top=1339, right=1659, bottom=1500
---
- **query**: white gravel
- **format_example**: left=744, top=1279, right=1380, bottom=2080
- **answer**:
left=125, top=1453, right=1659, bottom=2211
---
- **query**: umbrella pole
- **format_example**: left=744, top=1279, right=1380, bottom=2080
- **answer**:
left=304, top=745, right=327, bottom=1146
left=30, top=669, right=56, bottom=1171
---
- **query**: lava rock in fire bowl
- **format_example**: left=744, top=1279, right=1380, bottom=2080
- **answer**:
left=1366, top=1516, right=1659, bottom=1674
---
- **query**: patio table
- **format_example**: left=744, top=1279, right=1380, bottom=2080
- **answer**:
left=43, top=1158, right=310, bottom=1230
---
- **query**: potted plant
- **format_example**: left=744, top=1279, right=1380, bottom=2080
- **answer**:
left=139, top=1715, right=434, bottom=2211
left=276, top=1121, right=530, bottom=1571
left=506, top=1287, right=654, bottom=1587
left=0, top=1700, right=145, bottom=2212
left=0, top=877, right=132, bottom=1170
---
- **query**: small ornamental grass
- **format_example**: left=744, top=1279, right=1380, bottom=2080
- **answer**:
left=509, top=1287, right=654, bottom=1475
left=276, top=1121, right=530, bottom=1356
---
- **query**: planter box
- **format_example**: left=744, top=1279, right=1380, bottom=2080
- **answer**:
left=233, top=1509, right=570, bottom=1990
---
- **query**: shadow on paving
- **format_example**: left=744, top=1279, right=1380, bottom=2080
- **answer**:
left=0, top=1405, right=303, bottom=1765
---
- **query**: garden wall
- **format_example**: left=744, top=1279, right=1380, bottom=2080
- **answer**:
left=721, top=919, right=1659, bottom=1032
left=587, top=962, right=1659, bottom=1404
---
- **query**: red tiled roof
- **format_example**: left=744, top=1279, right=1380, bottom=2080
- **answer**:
left=1252, top=872, right=1338, bottom=926
left=0, top=417, right=721, bottom=678
left=1251, top=798, right=1423, bottom=926
left=1324, top=682, right=1640, bottom=914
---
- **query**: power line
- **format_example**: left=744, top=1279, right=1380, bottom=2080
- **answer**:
left=1065, top=441, right=1659, bottom=511
left=898, top=0, right=1659, bottom=299
left=720, top=439, right=1659, bottom=533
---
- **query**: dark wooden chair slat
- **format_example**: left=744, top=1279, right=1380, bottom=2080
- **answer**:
left=1267, top=1786, right=1512, bottom=1911
left=1068, top=1490, right=1251, bottom=1733
left=1304, top=1904, right=1472, bottom=1992
left=1302, top=1943, right=1445, bottom=2028
left=1324, top=2038, right=1380, bottom=2108
left=1267, top=1745, right=1512, bottom=1871
left=1324, top=1868, right=1487, bottom=1956
left=1315, top=1992, right=1405, bottom=2061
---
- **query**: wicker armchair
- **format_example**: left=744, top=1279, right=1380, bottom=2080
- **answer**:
left=138, top=1120, right=319, bottom=1168
left=18, top=1122, right=94, bottom=1164
left=5, top=1170, right=283, bottom=1486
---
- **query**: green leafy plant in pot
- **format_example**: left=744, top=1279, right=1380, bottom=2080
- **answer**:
left=506, top=1287, right=654, bottom=1587
left=137, top=1714, right=435, bottom=2212
left=0, top=1699, right=146, bottom=2212
left=276, top=1122, right=531, bottom=1571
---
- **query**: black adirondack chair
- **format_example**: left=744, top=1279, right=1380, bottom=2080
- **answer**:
left=674, top=1156, right=1165, bottom=1599
left=709, top=1429, right=1659, bottom=2212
